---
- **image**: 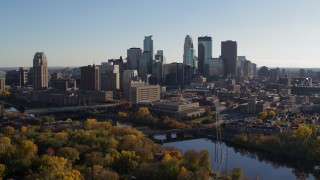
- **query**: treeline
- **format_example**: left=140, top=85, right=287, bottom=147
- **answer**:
left=234, top=125, right=320, bottom=161
left=121, top=107, right=193, bottom=129
left=0, top=119, right=211, bottom=179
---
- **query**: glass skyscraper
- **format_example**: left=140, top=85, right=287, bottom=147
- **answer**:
left=198, top=36, right=212, bottom=75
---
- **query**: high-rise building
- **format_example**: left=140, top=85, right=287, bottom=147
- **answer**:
left=198, top=36, right=212, bottom=75
left=5, top=70, right=20, bottom=86
left=80, top=65, right=99, bottom=90
left=0, top=78, right=5, bottom=93
left=151, top=60, right=163, bottom=84
left=138, top=51, right=152, bottom=77
left=251, top=63, right=257, bottom=77
left=33, top=52, right=48, bottom=90
left=101, top=64, right=120, bottom=91
left=258, top=66, right=269, bottom=77
left=243, top=60, right=253, bottom=78
left=108, top=57, right=126, bottom=90
left=127, top=48, right=142, bottom=70
left=163, top=63, right=191, bottom=88
left=299, top=69, right=306, bottom=78
left=205, top=58, right=224, bottom=78
left=221, top=40, right=237, bottom=76
left=19, top=67, right=29, bottom=86
left=270, top=68, right=281, bottom=82
left=144, top=35, right=153, bottom=58
left=155, top=50, right=166, bottom=63
left=123, top=70, right=138, bottom=100
left=183, top=35, right=196, bottom=68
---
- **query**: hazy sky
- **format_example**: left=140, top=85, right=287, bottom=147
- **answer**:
left=1, top=0, right=320, bottom=68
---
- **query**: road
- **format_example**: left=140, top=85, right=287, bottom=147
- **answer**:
left=25, top=103, right=120, bottom=115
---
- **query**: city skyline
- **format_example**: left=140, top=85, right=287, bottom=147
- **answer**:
left=1, top=0, right=320, bottom=68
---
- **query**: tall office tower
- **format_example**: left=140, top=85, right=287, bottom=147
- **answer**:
left=236, top=56, right=247, bottom=75
left=123, top=70, right=138, bottom=100
left=299, top=69, right=306, bottom=78
left=198, top=36, right=212, bottom=75
left=252, top=63, right=257, bottom=77
left=258, top=66, right=269, bottom=77
left=0, top=71, right=5, bottom=93
left=101, top=64, right=120, bottom=91
left=205, top=58, right=224, bottom=78
left=221, top=40, right=237, bottom=76
left=243, top=60, right=253, bottom=77
left=19, top=67, right=29, bottom=86
left=270, top=68, right=280, bottom=82
left=80, top=65, right=99, bottom=90
left=138, top=51, right=152, bottom=77
left=108, top=57, right=126, bottom=90
left=155, top=50, right=166, bottom=63
left=163, top=63, right=191, bottom=88
left=33, top=52, right=48, bottom=90
left=0, top=78, right=5, bottom=93
left=127, top=48, right=142, bottom=70
left=150, top=60, right=163, bottom=84
left=183, top=35, right=196, bottom=68
left=144, top=35, right=153, bottom=58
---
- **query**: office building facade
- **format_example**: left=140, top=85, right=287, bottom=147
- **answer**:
left=198, top=36, right=212, bottom=75
left=221, top=40, right=237, bottom=76
left=80, top=65, right=99, bottom=90
left=130, top=82, right=160, bottom=104
left=33, top=52, right=48, bottom=90
left=101, top=64, right=120, bottom=91
left=127, top=48, right=142, bottom=70
left=183, top=35, right=196, bottom=68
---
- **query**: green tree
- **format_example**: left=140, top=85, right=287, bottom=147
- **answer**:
left=114, top=150, right=140, bottom=172
left=182, top=150, right=200, bottom=171
left=57, top=147, right=80, bottom=163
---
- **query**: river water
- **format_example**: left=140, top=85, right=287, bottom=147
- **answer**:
left=163, top=138, right=317, bottom=180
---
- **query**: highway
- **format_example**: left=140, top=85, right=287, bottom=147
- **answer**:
left=25, top=103, right=120, bottom=115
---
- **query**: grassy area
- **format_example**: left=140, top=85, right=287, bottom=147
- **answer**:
left=191, top=115, right=213, bottom=123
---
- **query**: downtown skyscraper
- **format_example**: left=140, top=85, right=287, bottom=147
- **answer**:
left=127, top=48, right=142, bottom=70
left=221, top=40, right=237, bottom=76
left=143, top=35, right=153, bottom=58
left=198, top=36, right=212, bottom=75
left=33, top=52, right=48, bottom=90
left=139, top=36, right=154, bottom=77
left=183, top=35, right=196, bottom=69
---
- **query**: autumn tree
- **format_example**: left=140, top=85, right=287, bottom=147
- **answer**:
left=231, top=167, right=243, bottom=180
left=2, top=126, right=14, bottom=136
left=293, top=125, right=313, bottom=142
left=57, top=147, right=80, bottom=163
left=114, top=150, right=140, bottom=172
left=31, top=155, right=81, bottom=180
left=84, top=165, right=119, bottom=180
left=0, top=164, right=6, bottom=179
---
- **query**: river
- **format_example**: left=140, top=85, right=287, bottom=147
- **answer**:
left=161, top=137, right=317, bottom=180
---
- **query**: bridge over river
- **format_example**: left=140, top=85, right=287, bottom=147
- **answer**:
left=142, top=127, right=235, bottom=144
left=25, top=103, right=120, bottom=115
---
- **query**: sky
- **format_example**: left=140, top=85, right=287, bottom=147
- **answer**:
left=1, top=0, right=320, bottom=68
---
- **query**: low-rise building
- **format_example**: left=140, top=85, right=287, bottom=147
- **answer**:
left=151, top=100, right=205, bottom=119
left=129, top=82, right=160, bottom=104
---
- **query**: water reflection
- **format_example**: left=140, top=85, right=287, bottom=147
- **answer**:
left=164, top=138, right=317, bottom=179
